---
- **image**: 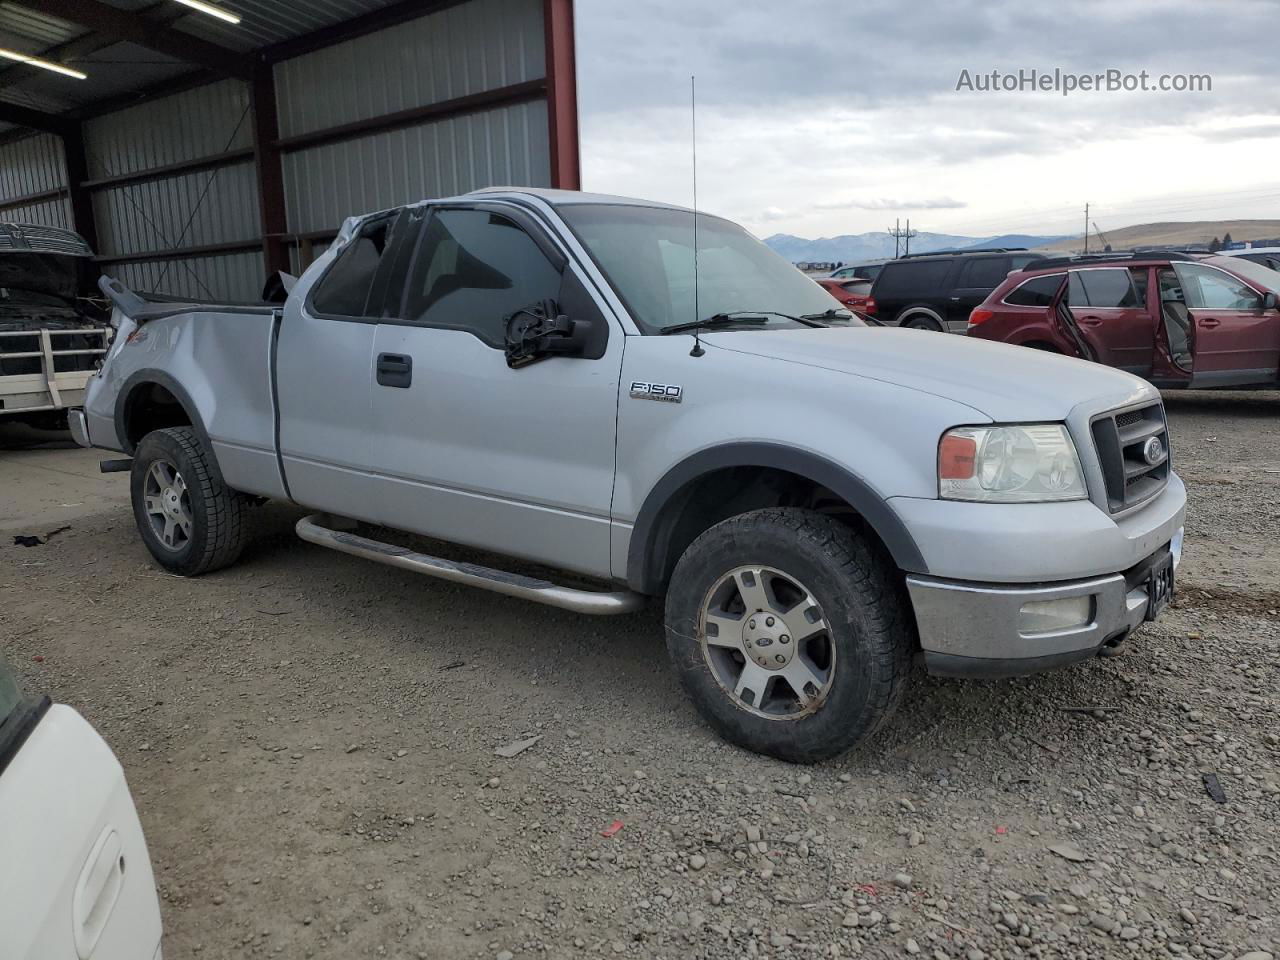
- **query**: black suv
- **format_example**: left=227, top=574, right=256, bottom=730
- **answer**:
left=868, top=248, right=1045, bottom=332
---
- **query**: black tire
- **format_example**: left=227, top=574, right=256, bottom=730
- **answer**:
left=664, top=508, right=912, bottom=763
left=902, top=313, right=944, bottom=332
left=130, top=426, right=251, bottom=576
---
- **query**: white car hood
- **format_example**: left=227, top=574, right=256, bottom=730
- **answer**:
left=704, top=326, right=1155, bottom=421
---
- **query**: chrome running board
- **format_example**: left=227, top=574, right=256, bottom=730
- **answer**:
left=296, top=514, right=646, bottom=616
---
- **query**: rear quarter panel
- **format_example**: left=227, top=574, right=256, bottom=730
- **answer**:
left=88, top=309, right=284, bottom=498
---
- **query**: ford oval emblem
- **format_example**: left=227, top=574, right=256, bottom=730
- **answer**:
left=1142, top=435, right=1164, bottom=466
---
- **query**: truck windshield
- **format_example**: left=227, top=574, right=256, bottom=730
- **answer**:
left=557, top=203, right=862, bottom=334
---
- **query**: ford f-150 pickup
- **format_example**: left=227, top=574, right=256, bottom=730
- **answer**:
left=74, top=188, right=1186, bottom=762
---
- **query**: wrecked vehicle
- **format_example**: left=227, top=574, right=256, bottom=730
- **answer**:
left=75, top=188, right=1185, bottom=762
left=0, top=224, right=110, bottom=429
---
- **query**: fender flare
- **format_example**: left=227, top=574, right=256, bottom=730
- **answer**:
left=897, top=306, right=946, bottom=329
left=625, top=442, right=929, bottom=594
left=115, top=368, right=216, bottom=462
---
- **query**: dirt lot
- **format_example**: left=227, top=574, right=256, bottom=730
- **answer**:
left=2, top=393, right=1277, bottom=960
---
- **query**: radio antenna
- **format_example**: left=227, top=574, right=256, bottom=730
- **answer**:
left=689, top=74, right=704, bottom=357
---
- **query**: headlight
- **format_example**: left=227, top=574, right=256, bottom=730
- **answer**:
left=939, top=424, right=1086, bottom=502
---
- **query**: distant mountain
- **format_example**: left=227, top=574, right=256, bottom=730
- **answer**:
left=764, top=231, right=1071, bottom=263
left=1031, top=220, right=1280, bottom=253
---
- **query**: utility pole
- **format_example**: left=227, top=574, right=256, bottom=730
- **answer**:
left=887, top=218, right=918, bottom=258
left=1083, top=202, right=1090, bottom=255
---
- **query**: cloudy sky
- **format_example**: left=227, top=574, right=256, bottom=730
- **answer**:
left=575, top=0, right=1280, bottom=240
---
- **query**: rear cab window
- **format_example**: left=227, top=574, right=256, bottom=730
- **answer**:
left=309, top=213, right=399, bottom=318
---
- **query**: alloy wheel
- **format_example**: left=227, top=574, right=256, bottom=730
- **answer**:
left=698, top=565, right=835, bottom=720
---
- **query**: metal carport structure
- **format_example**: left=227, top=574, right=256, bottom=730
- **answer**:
left=0, top=0, right=579, bottom=300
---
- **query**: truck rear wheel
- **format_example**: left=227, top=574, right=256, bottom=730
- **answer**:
left=664, top=508, right=911, bottom=763
left=130, top=426, right=251, bottom=576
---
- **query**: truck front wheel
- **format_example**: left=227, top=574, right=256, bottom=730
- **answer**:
left=129, top=426, right=251, bottom=576
left=664, top=508, right=911, bottom=762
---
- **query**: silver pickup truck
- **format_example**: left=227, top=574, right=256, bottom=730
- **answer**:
left=75, top=188, right=1186, bottom=762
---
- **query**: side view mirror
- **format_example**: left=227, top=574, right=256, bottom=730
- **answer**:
left=1263, top=291, right=1278, bottom=311
left=504, top=299, right=596, bottom=368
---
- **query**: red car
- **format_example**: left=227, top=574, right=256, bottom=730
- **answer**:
left=967, top=253, right=1280, bottom=389
left=815, top=277, right=873, bottom=315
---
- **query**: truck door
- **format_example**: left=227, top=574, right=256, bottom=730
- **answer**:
left=1172, top=261, right=1280, bottom=388
left=1065, top=267, right=1154, bottom=376
left=363, top=204, right=623, bottom=579
left=275, top=209, right=413, bottom=514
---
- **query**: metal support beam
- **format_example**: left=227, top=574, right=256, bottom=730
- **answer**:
left=262, top=0, right=467, bottom=64
left=80, top=147, right=254, bottom=191
left=0, top=103, right=73, bottom=137
left=20, top=0, right=256, bottom=81
left=69, top=69, right=222, bottom=120
left=544, top=0, right=581, bottom=190
left=0, top=186, right=68, bottom=214
left=250, top=67, right=289, bottom=278
left=60, top=124, right=99, bottom=251
left=0, top=2, right=186, bottom=91
left=94, top=238, right=262, bottom=266
left=273, top=79, right=547, bottom=154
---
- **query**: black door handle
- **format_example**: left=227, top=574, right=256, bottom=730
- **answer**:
left=376, top=352, right=412, bottom=388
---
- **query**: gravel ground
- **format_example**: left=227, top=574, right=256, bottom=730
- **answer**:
left=1, top=392, right=1277, bottom=960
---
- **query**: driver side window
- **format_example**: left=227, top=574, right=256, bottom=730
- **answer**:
left=1173, top=263, right=1263, bottom=311
left=401, top=208, right=562, bottom=347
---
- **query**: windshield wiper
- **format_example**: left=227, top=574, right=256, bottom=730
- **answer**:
left=661, top=310, right=827, bottom=335
left=801, top=308, right=854, bottom=322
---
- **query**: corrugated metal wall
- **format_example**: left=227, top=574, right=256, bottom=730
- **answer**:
left=84, top=80, right=262, bottom=302
left=0, top=0, right=554, bottom=301
left=277, top=0, right=548, bottom=236
left=0, top=133, right=72, bottom=229
left=83, top=80, right=254, bottom=177
left=282, top=102, right=549, bottom=235
left=107, top=251, right=266, bottom=303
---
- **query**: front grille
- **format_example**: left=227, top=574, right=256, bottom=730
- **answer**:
left=1090, top=401, right=1170, bottom=513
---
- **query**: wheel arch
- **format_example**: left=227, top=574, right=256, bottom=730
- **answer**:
left=897, top=305, right=945, bottom=329
left=116, top=369, right=217, bottom=467
left=626, top=443, right=928, bottom=595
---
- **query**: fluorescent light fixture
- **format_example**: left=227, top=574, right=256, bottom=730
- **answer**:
left=0, top=48, right=87, bottom=80
left=172, top=0, right=241, bottom=24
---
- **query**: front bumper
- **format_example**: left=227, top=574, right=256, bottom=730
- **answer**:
left=908, top=528, right=1182, bottom=678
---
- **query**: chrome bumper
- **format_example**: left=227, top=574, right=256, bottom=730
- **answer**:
left=908, top=530, right=1182, bottom=678
left=68, top=408, right=91, bottom=447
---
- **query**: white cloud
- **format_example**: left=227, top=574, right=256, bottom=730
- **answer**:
left=577, top=0, right=1280, bottom=238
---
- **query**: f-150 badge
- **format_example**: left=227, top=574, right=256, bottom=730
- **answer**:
left=630, top=381, right=683, bottom=403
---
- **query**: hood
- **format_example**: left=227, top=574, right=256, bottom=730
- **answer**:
left=0, top=252, right=91, bottom=305
left=704, top=326, right=1154, bottom=421
left=0, top=224, right=95, bottom=306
